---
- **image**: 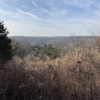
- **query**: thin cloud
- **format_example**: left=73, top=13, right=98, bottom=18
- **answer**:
left=95, top=10, right=100, bottom=17
left=85, top=1, right=95, bottom=7
left=16, top=8, right=41, bottom=21
left=32, top=1, right=38, bottom=7
left=42, top=7, right=54, bottom=17
left=21, top=0, right=33, bottom=10
left=63, top=0, right=94, bottom=8
left=61, top=10, right=67, bottom=15
left=0, top=1, right=15, bottom=12
left=0, top=9, right=39, bottom=24
left=0, top=10, right=24, bottom=22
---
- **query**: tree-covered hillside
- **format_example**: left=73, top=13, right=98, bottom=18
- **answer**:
left=32, top=44, right=60, bottom=60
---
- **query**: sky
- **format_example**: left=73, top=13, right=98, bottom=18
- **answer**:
left=0, top=0, right=100, bottom=36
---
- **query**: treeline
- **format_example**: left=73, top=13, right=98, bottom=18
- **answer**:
left=9, top=36, right=97, bottom=46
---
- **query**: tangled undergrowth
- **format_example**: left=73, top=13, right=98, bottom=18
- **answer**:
left=0, top=47, right=100, bottom=100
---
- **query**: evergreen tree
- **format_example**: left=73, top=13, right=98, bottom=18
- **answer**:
left=0, top=20, right=12, bottom=64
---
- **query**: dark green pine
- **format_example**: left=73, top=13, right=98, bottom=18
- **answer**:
left=0, top=21, right=13, bottom=64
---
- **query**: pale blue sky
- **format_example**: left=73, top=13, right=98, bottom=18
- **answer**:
left=0, top=0, right=100, bottom=36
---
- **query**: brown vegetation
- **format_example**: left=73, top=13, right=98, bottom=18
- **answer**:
left=0, top=46, right=100, bottom=100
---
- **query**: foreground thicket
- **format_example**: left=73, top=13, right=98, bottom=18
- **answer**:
left=0, top=47, right=100, bottom=100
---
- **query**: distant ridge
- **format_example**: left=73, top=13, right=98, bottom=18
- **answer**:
left=9, top=36, right=97, bottom=46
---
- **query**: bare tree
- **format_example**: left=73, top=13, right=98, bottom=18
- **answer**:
left=12, top=38, right=31, bottom=58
